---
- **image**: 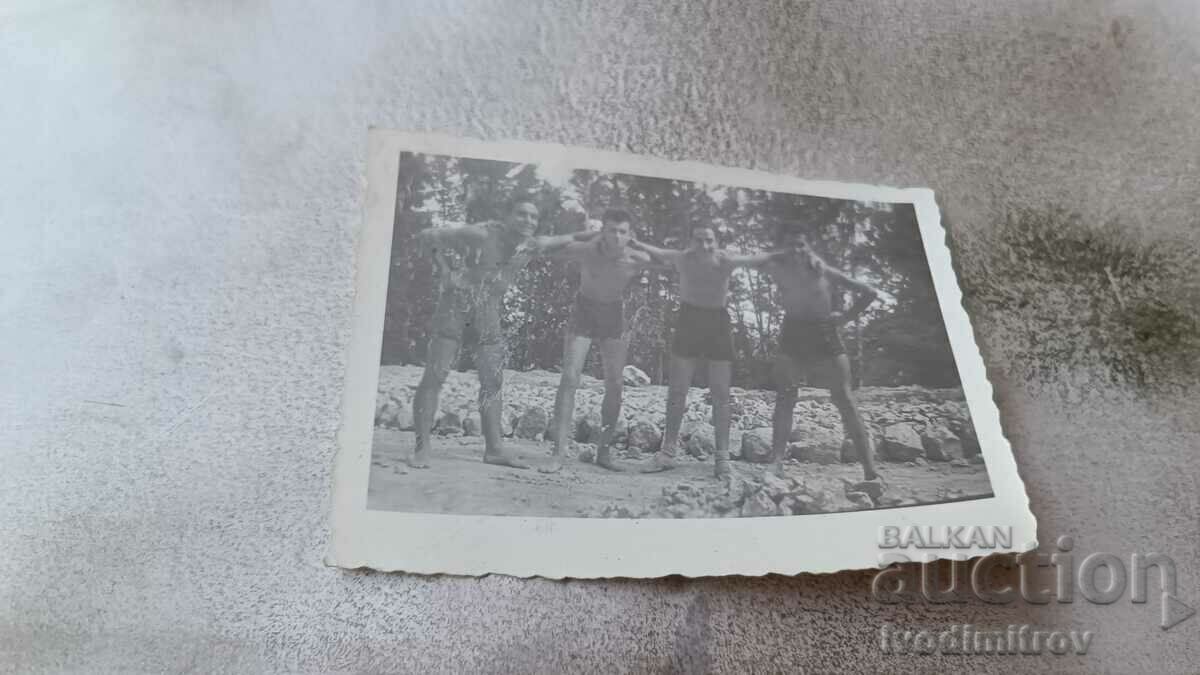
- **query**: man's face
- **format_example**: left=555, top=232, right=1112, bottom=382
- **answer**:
left=785, top=232, right=820, bottom=272
left=508, top=202, right=539, bottom=237
left=601, top=219, right=631, bottom=251
left=786, top=231, right=809, bottom=255
left=689, top=227, right=717, bottom=254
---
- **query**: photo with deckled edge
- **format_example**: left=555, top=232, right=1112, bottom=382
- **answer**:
left=329, top=131, right=1036, bottom=578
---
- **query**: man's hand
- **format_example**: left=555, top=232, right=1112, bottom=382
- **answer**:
left=572, top=229, right=601, bottom=242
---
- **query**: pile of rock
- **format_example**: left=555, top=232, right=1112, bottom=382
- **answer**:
left=580, top=468, right=913, bottom=519
left=372, top=365, right=983, bottom=465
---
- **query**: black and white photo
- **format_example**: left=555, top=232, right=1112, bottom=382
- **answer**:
left=331, top=132, right=1035, bottom=577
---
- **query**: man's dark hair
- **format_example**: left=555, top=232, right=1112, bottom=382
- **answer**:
left=600, top=208, right=633, bottom=226
left=688, top=222, right=716, bottom=237
left=507, top=197, right=538, bottom=213
left=773, top=221, right=809, bottom=245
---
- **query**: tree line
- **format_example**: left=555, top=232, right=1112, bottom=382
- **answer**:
left=380, top=152, right=963, bottom=390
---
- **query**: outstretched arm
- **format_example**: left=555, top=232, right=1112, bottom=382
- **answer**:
left=532, top=229, right=601, bottom=256
left=724, top=250, right=787, bottom=269
left=627, top=238, right=681, bottom=266
left=415, top=225, right=488, bottom=257
left=826, top=265, right=884, bottom=324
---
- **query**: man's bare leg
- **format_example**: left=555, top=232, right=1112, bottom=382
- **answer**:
left=541, top=334, right=591, bottom=474
left=594, top=337, right=630, bottom=472
left=643, top=355, right=695, bottom=472
left=826, top=355, right=879, bottom=481
left=410, top=336, right=458, bottom=468
left=476, top=306, right=530, bottom=469
left=770, top=355, right=801, bottom=478
left=708, top=360, right=733, bottom=478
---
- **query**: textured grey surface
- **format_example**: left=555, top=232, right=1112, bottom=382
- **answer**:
left=2, top=1, right=1199, bottom=672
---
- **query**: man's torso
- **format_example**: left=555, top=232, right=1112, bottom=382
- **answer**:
left=766, top=258, right=835, bottom=320
left=439, top=222, right=530, bottom=296
left=676, top=250, right=733, bottom=309
left=577, top=241, right=645, bottom=303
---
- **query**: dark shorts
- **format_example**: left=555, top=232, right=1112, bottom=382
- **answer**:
left=672, top=302, right=734, bottom=361
left=780, top=315, right=846, bottom=363
left=570, top=294, right=624, bottom=341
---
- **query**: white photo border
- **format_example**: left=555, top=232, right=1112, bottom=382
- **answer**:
left=328, top=130, right=1038, bottom=578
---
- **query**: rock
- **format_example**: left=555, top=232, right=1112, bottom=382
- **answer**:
left=622, top=365, right=652, bottom=387
left=682, top=422, right=716, bottom=459
left=778, top=496, right=799, bottom=515
left=435, top=411, right=463, bottom=436
left=666, top=503, right=693, bottom=518
left=949, top=418, right=981, bottom=457
left=395, top=403, right=415, bottom=430
left=790, top=494, right=820, bottom=514
left=500, top=413, right=514, bottom=437
left=575, top=412, right=626, bottom=446
left=740, top=428, right=774, bottom=463
left=950, top=458, right=970, bottom=468
left=845, top=491, right=875, bottom=510
left=760, top=472, right=792, bottom=501
left=709, top=495, right=737, bottom=514
left=575, top=412, right=601, bottom=443
left=375, top=398, right=398, bottom=427
left=740, top=489, right=780, bottom=517
left=576, top=444, right=596, bottom=463
left=848, top=478, right=886, bottom=502
left=921, top=425, right=963, bottom=461
left=461, top=413, right=481, bottom=436
left=881, top=423, right=924, bottom=462
left=720, top=473, right=755, bottom=504
left=790, top=442, right=841, bottom=465
left=840, top=438, right=860, bottom=464
left=970, top=455, right=986, bottom=465
left=913, top=456, right=927, bottom=466
left=876, top=495, right=904, bottom=508
left=626, top=419, right=662, bottom=453
left=515, top=406, right=549, bottom=440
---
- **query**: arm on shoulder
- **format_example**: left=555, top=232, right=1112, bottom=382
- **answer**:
left=531, top=230, right=599, bottom=256
left=724, top=250, right=783, bottom=269
left=418, top=224, right=488, bottom=253
left=825, top=265, right=883, bottom=299
left=628, top=248, right=671, bottom=270
left=627, top=238, right=680, bottom=266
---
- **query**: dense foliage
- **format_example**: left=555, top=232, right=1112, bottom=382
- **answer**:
left=381, top=153, right=964, bottom=389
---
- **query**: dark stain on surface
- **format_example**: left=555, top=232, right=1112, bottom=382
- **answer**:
left=669, top=592, right=712, bottom=673
left=1109, top=17, right=1133, bottom=49
left=957, top=207, right=1200, bottom=391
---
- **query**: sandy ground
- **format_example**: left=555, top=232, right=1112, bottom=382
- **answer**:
left=367, top=428, right=993, bottom=518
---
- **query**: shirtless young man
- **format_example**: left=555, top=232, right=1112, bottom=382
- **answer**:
left=629, top=225, right=780, bottom=478
left=410, top=200, right=591, bottom=470
left=762, top=228, right=884, bottom=482
left=541, top=208, right=658, bottom=474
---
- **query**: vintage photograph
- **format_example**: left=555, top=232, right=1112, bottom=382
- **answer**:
left=331, top=132, right=1034, bottom=577
left=366, top=153, right=991, bottom=519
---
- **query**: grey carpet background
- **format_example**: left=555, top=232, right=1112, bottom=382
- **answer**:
left=2, top=1, right=1198, bottom=672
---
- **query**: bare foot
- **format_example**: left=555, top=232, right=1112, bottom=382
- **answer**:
left=595, top=451, right=631, bottom=473
left=408, top=453, right=431, bottom=469
left=483, top=450, right=531, bottom=470
left=639, top=452, right=677, bottom=474
left=537, top=457, right=564, bottom=474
